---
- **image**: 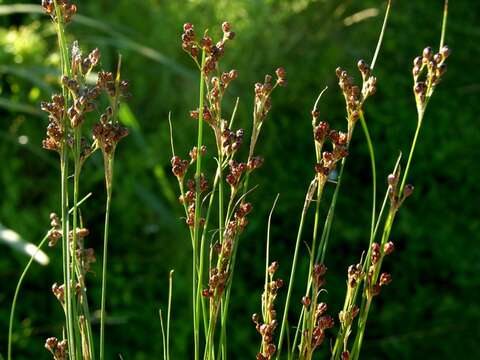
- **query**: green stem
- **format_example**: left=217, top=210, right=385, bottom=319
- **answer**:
left=77, top=269, right=95, bottom=360
left=439, top=0, right=448, bottom=49
left=350, top=209, right=396, bottom=360
left=196, top=167, right=221, bottom=345
left=218, top=170, right=251, bottom=359
left=61, top=153, right=75, bottom=359
left=217, top=151, right=225, bottom=360
left=359, top=112, right=377, bottom=250
left=399, top=114, right=423, bottom=195
left=160, top=310, right=167, bottom=360
left=315, top=157, right=347, bottom=264
left=7, top=234, right=49, bottom=360
left=350, top=298, right=371, bottom=360
left=193, top=50, right=206, bottom=360
left=167, top=270, right=174, bottom=360
left=276, top=179, right=317, bottom=360
left=8, top=193, right=92, bottom=360
left=71, top=128, right=83, bottom=359
left=293, top=178, right=326, bottom=358
left=370, top=0, right=392, bottom=70
left=52, top=1, right=76, bottom=356
left=99, top=155, right=114, bottom=360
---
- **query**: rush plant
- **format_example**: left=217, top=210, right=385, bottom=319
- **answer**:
left=7, top=1, right=129, bottom=359
left=169, top=21, right=286, bottom=360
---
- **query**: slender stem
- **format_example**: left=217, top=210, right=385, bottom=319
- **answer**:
left=198, top=170, right=220, bottom=337
left=265, top=195, right=280, bottom=311
left=350, top=298, right=371, bottom=360
left=100, top=155, right=114, bottom=360
left=350, top=208, right=395, bottom=360
left=399, top=114, right=423, bottom=195
left=193, top=50, right=206, bottom=360
left=76, top=267, right=95, bottom=360
left=160, top=310, right=167, bottom=360
left=217, top=151, right=225, bottom=360
left=218, top=171, right=251, bottom=359
left=8, top=193, right=92, bottom=360
left=276, top=179, right=317, bottom=359
left=167, top=270, right=174, bottom=360
left=315, top=157, right=347, bottom=264
left=52, top=1, right=76, bottom=356
left=7, top=234, right=49, bottom=360
left=359, top=112, right=377, bottom=247
left=71, top=127, right=83, bottom=359
left=440, top=0, right=448, bottom=49
left=61, top=153, right=75, bottom=358
left=370, top=0, right=392, bottom=70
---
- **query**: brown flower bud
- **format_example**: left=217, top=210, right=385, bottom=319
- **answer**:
left=275, top=67, right=286, bottom=79
left=422, top=46, right=433, bottom=60
left=384, top=241, right=395, bottom=255
left=379, top=272, right=392, bottom=286
left=440, top=45, right=450, bottom=59
left=268, top=261, right=279, bottom=274
left=403, top=184, right=414, bottom=198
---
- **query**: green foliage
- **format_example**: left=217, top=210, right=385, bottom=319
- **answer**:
left=0, top=0, right=478, bottom=359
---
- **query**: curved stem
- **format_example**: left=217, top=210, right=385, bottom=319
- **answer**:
left=7, top=234, right=49, bottom=360
left=8, top=193, right=92, bottom=360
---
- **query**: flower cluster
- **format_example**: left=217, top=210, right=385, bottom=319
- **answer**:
left=300, top=264, right=334, bottom=357
left=92, top=69, right=130, bottom=156
left=221, top=126, right=244, bottom=155
left=182, top=175, right=208, bottom=227
left=387, top=169, right=414, bottom=210
left=307, top=306, right=334, bottom=352
left=41, top=95, right=66, bottom=152
left=92, top=106, right=129, bottom=156
left=254, top=71, right=286, bottom=125
left=181, top=21, right=235, bottom=76
left=171, top=155, right=190, bottom=179
left=252, top=261, right=284, bottom=360
left=47, top=212, right=62, bottom=247
left=42, top=0, right=77, bottom=23
left=365, top=242, right=394, bottom=298
left=203, top=202, right=253, bottom=299
left=45, top=337, right=68, bottom=360
left=226, top=160, right=247, bottom=189
left=336, top=60, right=377, bottom=141
left=313, top=123, right=349, bottom=178
left=412, top=45, right=450, bottom=108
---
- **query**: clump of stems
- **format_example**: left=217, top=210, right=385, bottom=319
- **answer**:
left=7, top=1, right=129, bottom=359
left=171, top=21, right=285, bottom=360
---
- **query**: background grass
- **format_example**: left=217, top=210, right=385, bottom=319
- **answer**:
left=0, top=0, right=478, bottom=359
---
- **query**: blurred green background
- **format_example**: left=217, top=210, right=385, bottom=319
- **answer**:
left=0, top=0, right=478, bottom=359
